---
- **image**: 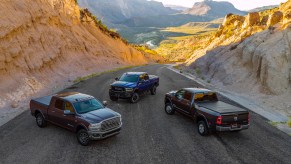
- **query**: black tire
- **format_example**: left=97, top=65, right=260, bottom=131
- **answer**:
left=77, top=129, right=90, bottom=146
left=130, top=92, right=140, bottom=103
left=110, top=96, right=118, bottom=101
left=36, top=113, right=47, bottom=128
left=165, top=103, right=175, bottom=115
left=150, top=85, right=157, bottom=95
left=197, top=120, right=209, bottom=136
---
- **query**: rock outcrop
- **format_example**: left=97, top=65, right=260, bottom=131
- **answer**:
left=267, top=11, right=283, bottom=26
left=242, top=12, right=260, bottom=28
left=0, top=0, right=156, bottom=109
left=181, top=1, right=291, bottom=115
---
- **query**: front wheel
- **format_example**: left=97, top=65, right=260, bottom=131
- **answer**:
left=197, top=121, right=209, bottom=136
left=150, top=86, right=157, bottom=95
left=36, top=113, right=47, bottom=128
left=165, top=103, right=175, bottom=115
left=77, top=129, right=90, bottom=146
left=130, top=92, right=140, bottom=103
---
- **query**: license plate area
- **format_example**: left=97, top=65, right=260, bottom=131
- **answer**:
left=231, top=123, right=239, bottom=129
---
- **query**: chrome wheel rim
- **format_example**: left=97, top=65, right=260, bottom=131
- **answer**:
left=36, top=116, right=42, bottom=125
left=199, top=124, right=205, bottom=134
left=166, top=105, right=172, bottom=113
left=79, top=132, right=89, bottom=144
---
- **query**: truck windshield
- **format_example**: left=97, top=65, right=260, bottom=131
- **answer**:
left=73, top=98, right=104, bottom=114
left=119, top=74, right=139, bottom=83
left=195, top=92, right=218, bottom=102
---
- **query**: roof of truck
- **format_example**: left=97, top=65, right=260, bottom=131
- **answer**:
left=55, top=92, right=94, bottom=103
left=124, top=72, right=147, bottom=75
left=183, top=88, right=212, bottom=93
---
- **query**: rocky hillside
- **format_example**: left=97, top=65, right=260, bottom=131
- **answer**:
left=182, top=1, right=291, bottom=115
left=77, top=0, right=177, bottom=25
left=182, top=0, right=246, bottom=18
left=0, top=0, right=158, bottom=110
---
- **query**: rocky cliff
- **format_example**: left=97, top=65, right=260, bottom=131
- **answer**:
left=182, top=0, right=246, bottom=18
left=0, top=0, right=153, bottom=109
left=184, top=1, right=291, bottom=115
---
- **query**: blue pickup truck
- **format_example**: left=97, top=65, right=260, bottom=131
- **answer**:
left=109, top=72, right=159, bottom=103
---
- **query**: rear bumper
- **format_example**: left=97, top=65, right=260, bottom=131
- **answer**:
left=88, top=126, right=122, bottom=140
left=216, top=124, right=249, bottom=132
left=109, top=90, right=133, bottom=99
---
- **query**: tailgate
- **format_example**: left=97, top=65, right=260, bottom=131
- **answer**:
left=221, top=112, right=249, bottom=125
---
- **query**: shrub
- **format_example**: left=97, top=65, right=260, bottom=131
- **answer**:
left=195, top=68, right=201, bottom=75
left=80, top=9, right=124, bottom=41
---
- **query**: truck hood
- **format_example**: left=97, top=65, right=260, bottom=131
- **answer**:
left=111, top=81, right=137, bottom=88
left=80, top=108, right=120, bottom=123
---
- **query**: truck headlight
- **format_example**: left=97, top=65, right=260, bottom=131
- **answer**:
left=89, top=123, right=101, bottom=131
left=125, top=88, right=133, bottom=92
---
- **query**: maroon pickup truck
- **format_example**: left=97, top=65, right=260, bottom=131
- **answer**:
left=30, top=92, right=122, bottom=146
left=165, top=88, right=250, bottom=136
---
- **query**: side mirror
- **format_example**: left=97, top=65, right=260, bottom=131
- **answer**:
left=115, top=77, right=119, bottom=81
left=64, top=110, right=74, bottom=115
left=103, top=101, right=108, bottom=107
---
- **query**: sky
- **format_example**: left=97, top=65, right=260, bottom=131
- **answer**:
left=153, top=0, right=288, bottom=11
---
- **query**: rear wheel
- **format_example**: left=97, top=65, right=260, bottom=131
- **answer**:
left=197, top=120, right=209, bottom=136
left=77, top=129, right=90, bottom=146
left=110, top=96, right=118, bottom=101
left=150, top=86, right=157, bottom=95
left=130, top=92, right=140, bottom=103
left=165, top=103, right=175, bottom=115
left=36, top=113, right=47, bottom=128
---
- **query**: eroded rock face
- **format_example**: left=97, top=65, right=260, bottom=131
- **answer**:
left=267, top=11, right=283, bottom=26
left=242, top=12, right=260, bottom=28
left=0, top=0, right=152, bottom=109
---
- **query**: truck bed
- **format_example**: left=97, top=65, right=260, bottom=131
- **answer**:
left=31, top=95, right=52, bottom=107
left=197, top=101, right=247, bottom=114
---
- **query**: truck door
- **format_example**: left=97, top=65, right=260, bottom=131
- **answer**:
left=138, top=74, right=149, bottom=92
left=48, top=98, right=64, bottom=126
left=172, top=90, right=192, bottom=114
left=62, top=101, right=77, bottom=131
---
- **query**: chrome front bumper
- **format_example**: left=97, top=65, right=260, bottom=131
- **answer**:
left=216, top=124, right=249, bottom=132
left=88, top=125, right=122, bottom=140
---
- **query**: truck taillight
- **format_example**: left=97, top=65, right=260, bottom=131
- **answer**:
left=216, top=116, right=222, bottom=125
left=248, top=113, right=250, bottom=124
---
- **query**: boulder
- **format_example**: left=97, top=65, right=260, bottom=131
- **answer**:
left=242, top=12, right=260, bottom=28
left=261, top=15, right=269, bottom=25
left=267, top=11, right=283, bottom=26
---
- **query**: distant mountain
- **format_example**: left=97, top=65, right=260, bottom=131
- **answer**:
left=248, top=5, right=278, bottom=12
left=182, top=0, right=246, bottom=17
left=77, top=0, right=177, bottom=24
left=164, top=5, right=190, bottom=11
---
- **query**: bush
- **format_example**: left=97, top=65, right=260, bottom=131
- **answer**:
left=195, top=68, right=201, bottom=75
left=80, top=9, right=124, bottom=40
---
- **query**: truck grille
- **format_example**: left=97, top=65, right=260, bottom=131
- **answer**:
left=101, top=117, right=121, bottom=131
left=112, top=86, right=124, bottom=92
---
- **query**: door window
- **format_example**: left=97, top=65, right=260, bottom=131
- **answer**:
left=144, top=74, right=149, bottom=80
left=176, top=90, right=185, bottom=99
left=184, top=91, right=193, bottom=101
left=65, top=102, right=75, bottom=113
left=55, top=99, right=64, bottom=110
